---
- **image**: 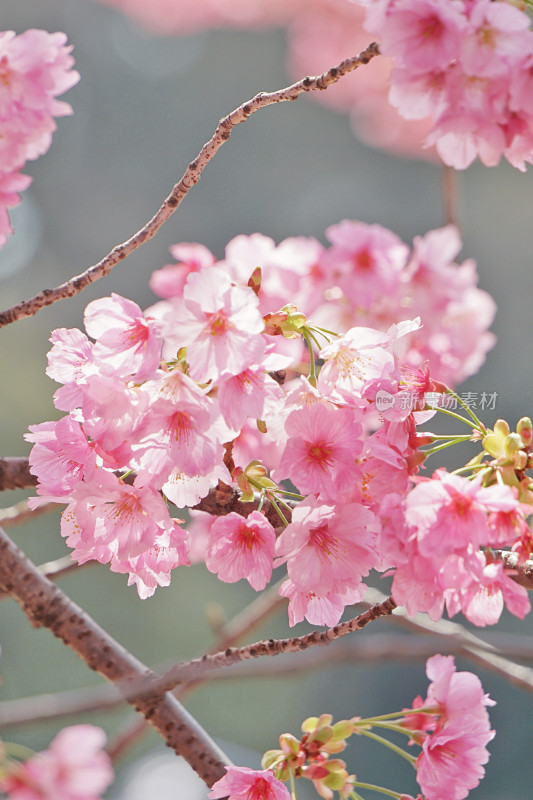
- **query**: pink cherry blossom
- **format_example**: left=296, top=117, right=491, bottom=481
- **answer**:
left=443, top=553, right=530, bottom=627
left=149, top=242, right=216, bottom=299
left=322, top=220, right=409, bottom=310
left=0, top=29, right=79, bottom=245
left=0, top=29, right=79, bottom=171
left=0, top=724, right=113, bottom=800
left=208, top=766, right=291, bottom=800
left=132, top=370, right=221, bottom=485
left=358, top=0, right=533, bottom=170
left=405, top=470, right=518, bottom=559
left=217, top=364, right=285, bottom=431
left=378, top=0, right=467, bottom=73
left=411, top=654, right=495, bottom=800
left=24, top=416, right=96, bottom=503
left=279, top=578, right=366, bottom=627
left=61, top=471, right=185, bottom=563
left=273, top=403, right=364, bottom=502
left=275, top=497, right=379, bottom=597
left=110, top=523, right=190, bottom=598
left=206, top=511, right=276, bottom=590
left=84, top=293, right=163, bottom=381
left=0, top=169, right=32, bottom=245
left=163, top=267, right=265, bottom=383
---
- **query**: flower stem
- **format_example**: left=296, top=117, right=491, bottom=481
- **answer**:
left=352, top=780, right=406, bottom=798
left=359, top=729, right=416, bottom=766
left=288, top=768, right=298, bottom=800
left=302, top=329, right=317, bottom=386
left=268, top=495, right=290, bottom=527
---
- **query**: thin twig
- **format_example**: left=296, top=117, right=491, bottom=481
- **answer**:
left=442, top=164, right=460, bottom=229
left=108, top=596, right=398, bottom=701
left=0, top=43, right=380, bottom=329
left=0, top=525, right=231, bottom=787
left=6, top=629, right=533, bottom=730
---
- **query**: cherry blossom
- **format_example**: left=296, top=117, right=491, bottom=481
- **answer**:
left=272, top=402, right=364, bottom=502
left=206, top=510, right=276, bottom=590
left=162, top=267, right=265, bottom=383
left=0, top=29, right=79, bottom=245
left=208, top=766, right=291, bottom=800
left=0, top=725, right=113, bottom=800
left=410, top=654, right=496, bottom=800
left=275, top=497, right=379, bottom=598
left=84, top=293, right=163, bottom=381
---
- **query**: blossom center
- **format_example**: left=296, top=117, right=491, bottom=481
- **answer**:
left=205, top=311, right=231, bottom=337
left=248, top=777, right=272, bottom=800
left=306, top=441, right=334, bottom=468
left=354, top=248, right=374, bottom=271
left=0, top=56, right=12, bottom=88
left=420, top=15, right=443, bottom=41
left=123, top=318, right=149, bottom=348
left=309, top=523, right=340, bottom=559
left=169, top=411, right=194, bottom=445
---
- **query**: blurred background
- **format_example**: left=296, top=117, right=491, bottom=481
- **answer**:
left=1, top=1, right=533, bottom=798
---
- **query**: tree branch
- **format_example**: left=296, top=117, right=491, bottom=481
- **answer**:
left=0, top=43, right=380, bottom=329
left=122, top=595, right=397, bottom=699
left=0, top=458, right=35, bottom=490
left=0, top=524, right=231, bottom=787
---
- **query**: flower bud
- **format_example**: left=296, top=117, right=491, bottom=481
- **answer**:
left=517, top=417, right=532, bottom=446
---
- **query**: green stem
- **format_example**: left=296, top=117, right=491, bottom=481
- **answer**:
left=275, top=489, right=305, bottom=500
left=302, top=329, right=317, bottom=386
left=452, top=463, right=489, bottom=476
left=288, top=768, right=298, bottom=800
left=428, top=434, right=473, bottom=441
left=359, top=729, right=416, bottom=766
left=272, top=495, right=295, bottom=514
left=355, top=706, right=438, bottom=725
left=362, top=721, right=417, bottom=738
left=352, top=781, right=405, bottom=799
left=444, top=389, right=485, bottom=431
left=268, top=495, right=290, bottom=527
left=433, top=405, right=478, bottom=428
left=311, top=325, right=339, bottom=337
left=423, top=438, right=469, bottom=457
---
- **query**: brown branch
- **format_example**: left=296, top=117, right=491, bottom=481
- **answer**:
left=0, top=525, right=231, bottom=787
left=128, top=596, right=397, bottom=698
left=0, top=43, right=380, bottom=329
left=485, top=548, right=533, bottom=590
left=0, top=459, right=288, bottom=533
left=0, top=458, right=36, bottom=490
left=106, top=577, right=286, bottom=762
left=6, top=627, right=533, bottom=731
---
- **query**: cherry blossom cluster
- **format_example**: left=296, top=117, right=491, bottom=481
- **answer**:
left=0, top=725, right=113, bottom=800
left=149, top=223, right=495, bottom=388
left=0, top=29, right=79, bottom=246
left=24, top=219, right=533, bottom=629
left=358, top=0, right=533, bottom=169
left=209, top=655, right=495, bottom=800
